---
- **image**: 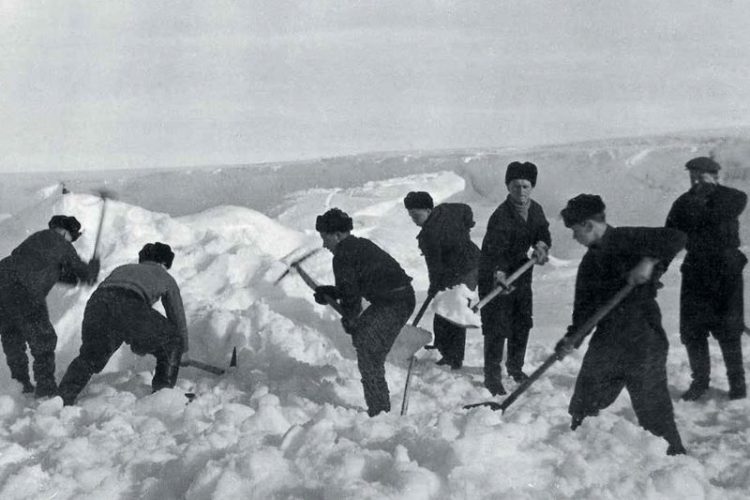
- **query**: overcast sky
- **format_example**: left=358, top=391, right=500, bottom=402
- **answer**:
left=1, top=0, right=749, bottom=173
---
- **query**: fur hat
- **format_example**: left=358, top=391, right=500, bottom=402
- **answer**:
left=138, top=242, right=175, bottom=269
left=685, top=156, right=721, bottom=173
left=561, top=194, right=606, bottom=227
left=403, top=191, right=434, bottom=210
left=315, top=208, right=353, bottom=233
left=505, top=161, right=538, bottom=187
left=48, top=215, right=82, bottom=242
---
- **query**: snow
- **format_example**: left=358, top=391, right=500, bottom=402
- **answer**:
left=1, top=133, right=750, bottom=499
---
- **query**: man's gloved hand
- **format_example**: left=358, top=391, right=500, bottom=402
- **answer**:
left=314, top=285, right=338, bottom=305
left=627, top=257, right=659, bottom=286
left=532, top=241, right=550, bottom=265
left=87, top=257, right=101, bottom=285
left=554, top=337, right=575, bottom=360
left=341, top=316, right=359, bottom=335
left=493, top=270, right=508, bottom=288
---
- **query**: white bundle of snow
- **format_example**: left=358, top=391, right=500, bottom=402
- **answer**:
left=431, top=284, right=481, bottom=328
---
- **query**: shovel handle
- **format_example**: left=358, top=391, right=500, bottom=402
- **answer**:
left=294, top=263, right=346, bottom=316
left=472, top=257, right=537, bottom=312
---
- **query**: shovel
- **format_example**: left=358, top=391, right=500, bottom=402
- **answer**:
left=399, top=291, right=437, bottom=416
left=463, top=282, right=635, bottom=412
left=275, top=252, right=431, bottom=367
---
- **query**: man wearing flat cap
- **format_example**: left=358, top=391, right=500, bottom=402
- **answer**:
left=478, top=161, right=551, bottom=395
left=666, top=156, right=748, bottom=401
left=0, top=215, right=100, bottom=397
left=314, top=208, right=415, bottom=416
left=403, top=191, right=480, bottom=369
left=556, top=194, right=687, bottom=456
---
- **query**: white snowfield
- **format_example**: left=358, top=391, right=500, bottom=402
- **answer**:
left=1, top=134, right=750, bottom=499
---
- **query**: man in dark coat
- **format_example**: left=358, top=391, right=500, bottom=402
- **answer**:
left=58, top=242, right=188, bottom=405
left=313, top=208, right=415, bottom=416
left=479, top=161, right=551, bottom=395
left=556, top=194, right=687, bottom=456
left=665, top=156, right=747, bottom=400
left=403, top=191, right=480, bottom=369
left=0, top=215, right=99, bottom=397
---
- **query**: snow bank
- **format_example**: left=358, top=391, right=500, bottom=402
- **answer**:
left=1, top=134, right=750, bottom=498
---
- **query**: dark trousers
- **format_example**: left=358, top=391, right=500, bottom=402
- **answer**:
left=569, top=332, right=682, bottom=447
left=59, top=288, right=184, bottom=405
left=680, top=256, right=746, bottom=391
left=480, top=280, right=533, bottom=384
left=0, top=282, right=58, bottom=395
left=433, top=314, right=466, bottom=366
left=352, top=289, right=415, bottom=416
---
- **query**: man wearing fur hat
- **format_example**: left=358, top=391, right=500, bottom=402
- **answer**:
left=479, top=161, right=551, bottom=395
left=0, top=215, right=100, bottom=397
left=666, top=156, right=748, bottom=401
left=314, top=208, right=415, bottom=416
left=556, top=194, right=687, bottom=456
left=58, top=242, right=188, bottom=405
left=403, top=191, right=480, bottom=369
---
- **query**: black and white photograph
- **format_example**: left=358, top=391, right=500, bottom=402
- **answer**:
left=1, top=1, right=749, bottom=498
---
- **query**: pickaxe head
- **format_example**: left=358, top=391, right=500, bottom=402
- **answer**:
left=94, top=188, right=118, bottom=201
left=274, top=248, right=321, bottom=285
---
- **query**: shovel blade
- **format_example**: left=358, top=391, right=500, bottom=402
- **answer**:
left=387, top=325, right=432, bottom=368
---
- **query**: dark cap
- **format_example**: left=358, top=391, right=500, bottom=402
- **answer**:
left=685, top=156, right=721, bottom=173
left=48, top=215, right=82, bottom=242
left=138, top=242, right=175, bottom=269
left=315, top=208, right=353, bottom=233
left=505, top=161, right=538, bottom=187
left=561, top=194, right=606, bottom=227
left=403, top=191, right=434, bottom=210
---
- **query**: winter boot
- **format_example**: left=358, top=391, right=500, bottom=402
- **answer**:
left=508, top=370, right=529, bottom=383
left=719, top=338, right=746, bottom=400
left=152, top=347, right=182, bottom=392
left=681, top=339, right=710, bottom=401
left=19, top=379, right=35, bottom=394
left=485, top=378, right=506, bottom=396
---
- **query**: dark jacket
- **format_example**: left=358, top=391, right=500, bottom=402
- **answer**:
left=417, top=203, right=480, bottom=292
left=565, top=226, right=686, bottom=345
left=98, top=262, right=189, bottom=350
left=665, top=184, right=746, bottom=257
left=333, top=235, right=413, bottom=317
left=666, top=184, right=748, bottom=336
left=0, top=229, right=94, bottom=298
left=478, top=197, right=551, bottom=295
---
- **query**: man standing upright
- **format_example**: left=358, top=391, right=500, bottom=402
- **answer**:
left=0, top=215, right=100, bottom=397
left=666, top=156, right=747, bottom=401
left=313, top=208, right=415, bottom=416
left=403, top=191, right=480, bottom=369
left=479, top=161, right=551, bottom=395
left=556, top=194, right=687, bottom=456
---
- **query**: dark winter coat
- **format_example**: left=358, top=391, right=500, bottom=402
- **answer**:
left=332, top=235, right=413, bottom=318
left=666, top=184, right=747, bottom=339
left=565, top=226, right=686, bottom=345
left=478, top=197, right=551, bottom=297
left=565, top=226, right=686, bottom=440
left=417, top=203, right=480, bottom=293
left=0, top=229, right=95, bottom=299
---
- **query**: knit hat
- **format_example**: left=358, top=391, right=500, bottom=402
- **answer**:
left=48, top=215, right=82, bottom=242
left=505, top=161, right=538, bottom=187
left=138, top=242, right=175, bottom=269
left=315, top=208, right=353, bottom=233
left=685, top=156, right=721, bottom=173
left=403, top=191, right=434, bottom=210
left=561, top=194, right=606, bottom=227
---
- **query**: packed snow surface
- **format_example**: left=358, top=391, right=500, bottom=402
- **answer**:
left=1, top=135, right=750, bottom=499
